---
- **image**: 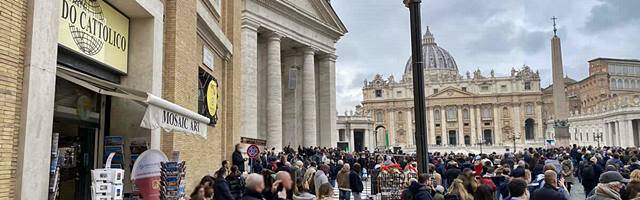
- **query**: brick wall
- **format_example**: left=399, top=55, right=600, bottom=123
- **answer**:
left=0, top=0, right=27, bottom=199
left=163, top=0, right=238, bottom=190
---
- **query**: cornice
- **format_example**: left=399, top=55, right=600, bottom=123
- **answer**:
left=253, top=0, right=345, bottom=39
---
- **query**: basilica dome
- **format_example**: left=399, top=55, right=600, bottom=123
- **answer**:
left=404, top=27, right=458, bottom=76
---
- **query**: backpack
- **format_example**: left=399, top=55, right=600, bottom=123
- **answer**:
left=581, top=163, right=596, bottom=181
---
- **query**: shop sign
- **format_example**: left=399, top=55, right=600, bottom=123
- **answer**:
left=203, top=46, right=215, bottom=70
left=141, top=106, right=208, bottom=138
left=58, top=0, right=130, bottom=74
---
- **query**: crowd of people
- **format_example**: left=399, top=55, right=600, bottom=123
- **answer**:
left=186, top=144, right=640, bottom=200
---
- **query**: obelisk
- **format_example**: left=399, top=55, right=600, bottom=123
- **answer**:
left=550, top=16, right=570, bottom=145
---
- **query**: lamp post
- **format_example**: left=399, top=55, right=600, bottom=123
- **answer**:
left=404, top=0, right=429, bottom=174
left=594, top=132, right=603, bottom=148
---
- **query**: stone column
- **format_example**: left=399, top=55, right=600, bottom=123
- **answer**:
left=266, top=32, right=283, bottom=150
left=627, top=120, right=634, bottom=147
left=493, top=105, right=502, bottom=145
left=389, top=109, right=396, bottom=146
left=535, top=102, right=544, bottom=140
left=17, top=0, right=59, bottom=198
left=476, top=106, right=483, bottom=144
left=428, top=108, right=435, bottom=145
left=349, top=128, right=355, bottom=151
left=302, top=47, right=317, bottom=146
left=603, top=122, right=610, bottom=146
left=441, top=107, right=447, bottom=145
left=457, top=106, right=464, bottom=145
left=240, top=20, right=260, bottom=139
left=616, top=121, right=621, bottom=146
left=469, top=106, right=476, bottom=145
left=318, top=54, right=337, bottom=147
left=514, top=104, right=522, bottom=141
left=407, top=110, right=414, bottom=146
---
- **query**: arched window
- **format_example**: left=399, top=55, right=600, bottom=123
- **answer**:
left=375, top=111, right=383, bottom=123
left=464, top=135, right=471, bottom=145
left=618, top=79, right=623, bottom=89
left=446, top=106, right=457, bottom=122
left=435, top=136, right=442, bottom=145
left=462, top=108, right=470, bottom=120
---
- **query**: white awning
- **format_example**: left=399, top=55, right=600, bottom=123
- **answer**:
left=56, top=66, right=209, bottom=138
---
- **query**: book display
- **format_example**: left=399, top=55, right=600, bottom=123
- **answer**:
left=48, top=133, right=61, bottom=200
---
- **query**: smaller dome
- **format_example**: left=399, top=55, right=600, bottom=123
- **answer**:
left=404, top=27, right=458, bottom=76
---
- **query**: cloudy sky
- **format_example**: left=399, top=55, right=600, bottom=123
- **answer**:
left=331, top=0, right=640, bottom=113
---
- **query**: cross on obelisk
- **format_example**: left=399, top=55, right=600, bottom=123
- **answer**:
left=551, top=16, right=558, bottom=36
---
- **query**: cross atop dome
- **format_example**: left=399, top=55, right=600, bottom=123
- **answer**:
left=423, top=26, right=436, bottom=44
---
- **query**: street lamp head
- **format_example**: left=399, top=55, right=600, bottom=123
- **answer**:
left=403, top=0, right=422, bottom=7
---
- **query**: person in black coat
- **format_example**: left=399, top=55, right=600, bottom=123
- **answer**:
left=215, top=168, right=235, bottom=200
left=401, top=173, right=433, bottom=200
left=350, top=163, right=364, bottom=199
left=445, top=161, right=461, bottom=187
left=233, top=144, right=246, bottom=173
left=533, top=171, right=570, bottom=200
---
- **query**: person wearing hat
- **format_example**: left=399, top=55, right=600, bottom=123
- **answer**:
left=586, top=171, right=629, bottom=200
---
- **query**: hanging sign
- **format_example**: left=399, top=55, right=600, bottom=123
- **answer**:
left=58, top=0, right=130, bottom=73
left=141, top=105, right=208, bottom=138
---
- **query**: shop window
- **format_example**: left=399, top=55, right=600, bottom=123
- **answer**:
left=375, top=89, right=383, bottom=97
left=198, top=69, right=218, bottom=126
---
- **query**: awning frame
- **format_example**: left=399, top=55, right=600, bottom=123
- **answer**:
left=56, top=66, right=210, bottom=128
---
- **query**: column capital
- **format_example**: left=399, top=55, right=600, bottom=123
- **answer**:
left=266, top=31, right=283, bottom=41
left=319, top=53, right=338, bottom=61
left=241, top=19, right=260, bottom=31
left=301, top=46, right=317, bottom=55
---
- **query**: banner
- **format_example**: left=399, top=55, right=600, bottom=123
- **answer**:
left=141, top=105, right=208, bottom=138
left=58, top=0, right=130, bottom=73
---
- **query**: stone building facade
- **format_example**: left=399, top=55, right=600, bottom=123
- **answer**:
left=2, top=0, right=241, bottom=199
left=336, top=105, right=374, bottom=152
left=162, top=0, right=241, bottom=189
left=239, top=0, right=347, bottom=149
left=359, top=28, right=545, bottom=151
left=544, top=58, right=640, bottom=147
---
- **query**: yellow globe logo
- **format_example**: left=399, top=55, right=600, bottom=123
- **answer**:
left=206, top=80, right=218, bottom=117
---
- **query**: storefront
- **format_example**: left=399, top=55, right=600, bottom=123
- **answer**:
left=12, top=0, right=172, bottom=199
